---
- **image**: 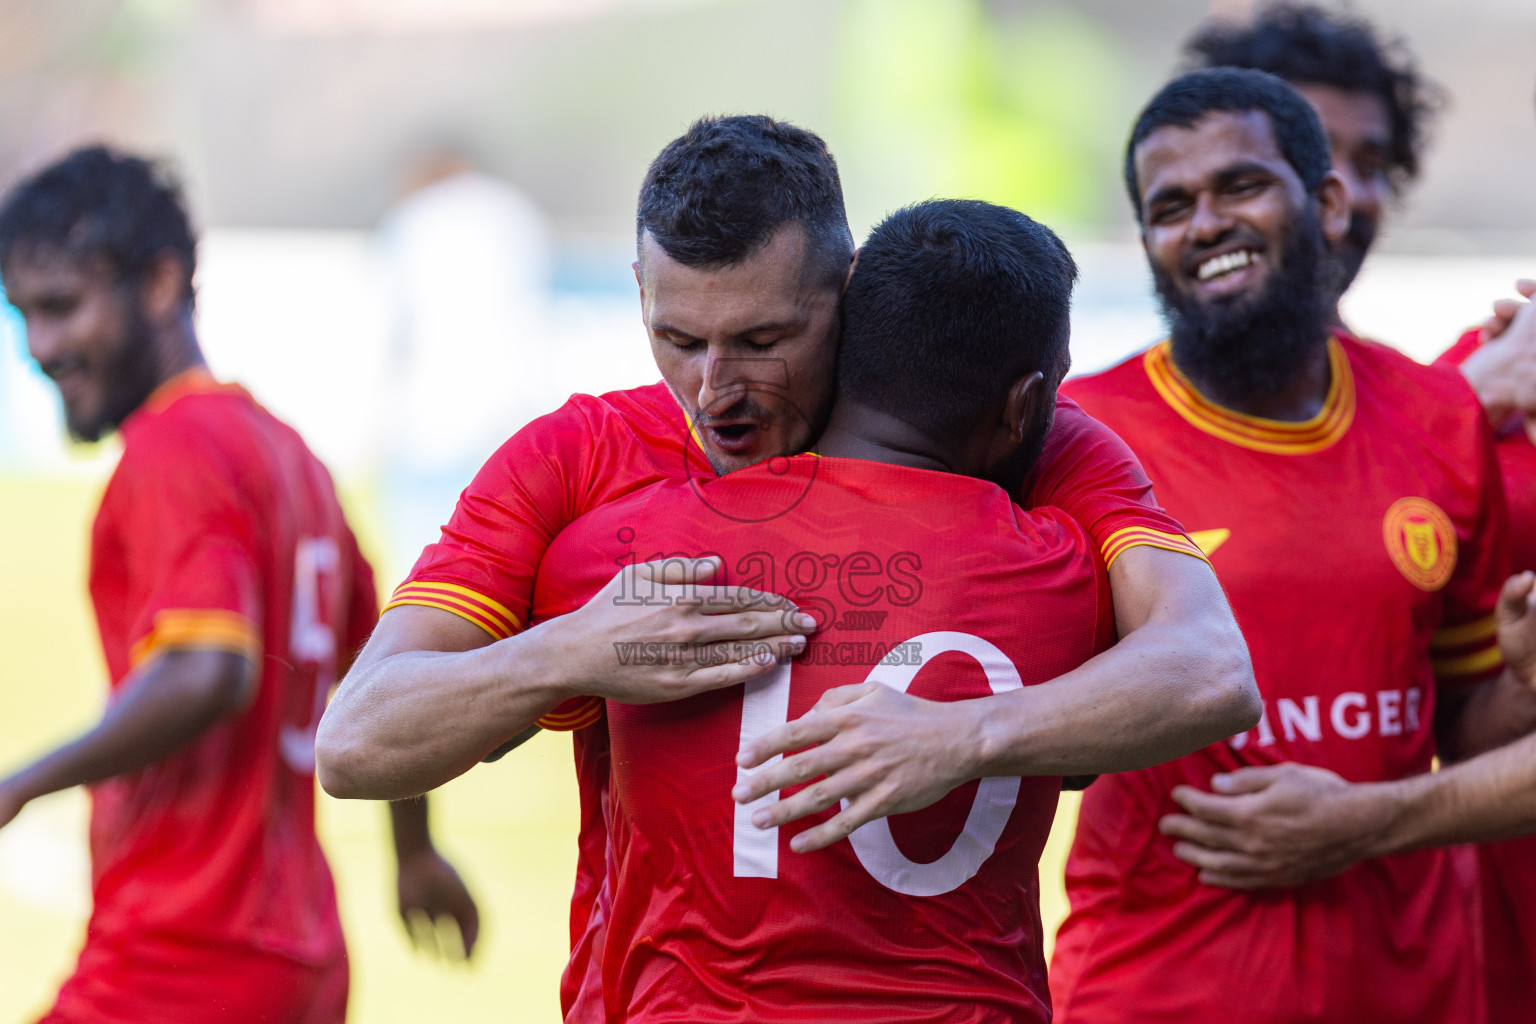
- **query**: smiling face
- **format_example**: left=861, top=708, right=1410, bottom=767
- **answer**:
left=4, top=248, right=161, bottom=442
left=1135, top=109, right=1347, bottom=318
left=638, top=223, right=842, bottom=475
left=1291, top=82, right=1393, bottom=292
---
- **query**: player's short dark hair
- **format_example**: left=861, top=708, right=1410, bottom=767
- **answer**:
left=1125, top=68, right=1331, bottom=219
left=837, top=199, right=1077, bottom=446
left=0, top=145, right=197, bottom=304
left=1184, top=2, right=1439, bottom=194
left=637, top=114, right=854, bottom=288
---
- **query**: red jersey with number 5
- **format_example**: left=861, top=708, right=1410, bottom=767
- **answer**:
left=530, top=455, right=1112, bottom=1023
left=1054, top=333, right=1508, bottom=1024
left=84, top=370, right=374, bottom=965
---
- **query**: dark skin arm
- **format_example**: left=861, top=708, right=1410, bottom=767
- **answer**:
left=734, top=546, right=1260, bottom=853
left=0, top=648, right=254, bottom=829
left=1160, top=571, right=1536, bottom=889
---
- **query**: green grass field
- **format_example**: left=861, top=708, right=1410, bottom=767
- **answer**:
left=0, top=473, right=1079, bottom=1023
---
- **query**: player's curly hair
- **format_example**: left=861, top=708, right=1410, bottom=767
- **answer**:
left=637, top=114, right=853, bottom=288
left=1183, top=2, right=1442, bottom=195
left=0, top=145, right=197, bottom=304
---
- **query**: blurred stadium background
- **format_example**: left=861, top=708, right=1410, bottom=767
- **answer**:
left=1, top=0, right=1533, bottom=1020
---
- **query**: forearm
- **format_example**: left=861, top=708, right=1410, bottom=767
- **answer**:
left=968, top=614, right=1256, bottom=777
left=1365, top=732, right=1536, bottom=854
left=391, top=795, right=435, bottom=856
left=1437, top=669, right=1536, bottom=763
left=317, top=624, right=569, bottom=801
left=2, top=650, right=249, bottom=804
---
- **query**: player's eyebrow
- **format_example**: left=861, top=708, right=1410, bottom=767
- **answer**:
left=1144, top=160, right=1278, bottom=211
left=650, top=319, right=804, bottom=341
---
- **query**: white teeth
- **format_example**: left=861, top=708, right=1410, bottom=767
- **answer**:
left=1196, top=249, right=1255, bottom=281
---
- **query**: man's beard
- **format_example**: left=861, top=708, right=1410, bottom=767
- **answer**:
left=69, top=301, right=161, bottom=442
left=1154, top=211, right=1331, bottom=406
left=1331, top=211, right=1376, bottom=297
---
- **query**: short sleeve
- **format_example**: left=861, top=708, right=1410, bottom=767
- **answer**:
left=384, top=399, right=602, bottom=640
left=116, top=434, right=263, bottom=668
left=1432, top=399, right=1511, bottom=690
left=1021, top=396, right=1207, bottom=569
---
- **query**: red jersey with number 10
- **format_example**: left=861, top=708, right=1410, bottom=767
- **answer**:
left=77, top=371, right=374, bottom=981
left=389, top=382, right=1200, bottom=1019
left=1054, top=333, right=1508, bottom=1024
left=530, top=454, right=1112, bottom=1023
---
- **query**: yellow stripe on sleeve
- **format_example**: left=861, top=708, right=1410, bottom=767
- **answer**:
left=1100, top=526, right=1211, bottom=570
left=383, top=581, right=522, bottom=641
left=1431, top=614, right=1499, bottom=651
left=129, top=609, right=262, bottom=668
left=1432, top=644, right=1504, bottom=679
left=537, top=697, right=604, bottom=732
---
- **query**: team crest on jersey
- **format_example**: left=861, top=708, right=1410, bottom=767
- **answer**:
left=1382, top=497, right=1456, bottom=591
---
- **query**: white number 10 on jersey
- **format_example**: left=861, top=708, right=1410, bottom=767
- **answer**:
left=732, top=631, right=1023, bottom=897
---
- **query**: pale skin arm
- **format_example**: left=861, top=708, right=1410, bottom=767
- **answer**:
left=0, top=648, right=254, bottom=829
left=1161, top=571, right=1536, bottom=889
left=316, top=557, right=814, bottom=801
left=733, top=545, right=1262, bottom=853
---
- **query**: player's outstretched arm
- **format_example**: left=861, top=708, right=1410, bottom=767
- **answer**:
left=734, top=546, right=1260, bottom=853
left=317, top=557, right=814, bottom=801
left=0, top=649, right=253, bottom=830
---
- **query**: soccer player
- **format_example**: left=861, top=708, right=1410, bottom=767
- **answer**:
left=316, top=116, right=1258, bottom=1017
left=1048, top=69, right=1536, bottom=1023
left=0, top=147, right=477, bottom=1024
left=534, top=197, right=1112, bottom=1022
left=1179, top=9, right=1536, bottom=1015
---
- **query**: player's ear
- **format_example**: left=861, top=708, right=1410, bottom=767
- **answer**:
left=140, top=251, right=189, bottom=324
left=1316, top=170, right=1351, bottom=246
left=842, top=248, right=861, bottom=295
left=1003, top=371, right=1045, bottom=443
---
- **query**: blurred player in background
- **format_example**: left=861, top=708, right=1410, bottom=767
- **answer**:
left=1178, top=8, right=1536, bottom=1016
left=1050, top=69, right=1536, bottom=1023
left=531, top=198, right=1111, bottom=1022
left=318, top=115, right=1258, bottom=1019
left=0, top=146, right=477, bottom=1024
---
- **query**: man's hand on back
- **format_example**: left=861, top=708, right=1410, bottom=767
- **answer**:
left=1497, top=570, right=1536, bottom=689
left=733, top=682, right=979, bottom=853
left=548, top=556, right=815, bottom=705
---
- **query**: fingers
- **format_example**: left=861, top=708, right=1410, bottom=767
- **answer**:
left=1169, top=784, right=1247, bottom=827
left=1209, top=765, right=1282, bottom=795
left=1169, top=843, right=1276, bottom=890
left=1519, top=279, right=1536, bottom=299
left=671, top=638, right=804, bottom=697
left=685, top=608, right=816, bottom=644
left=1497, top=570, right=1536, bottom=623
left=736, top=710, right=844, bottom=775
left=454, top=896, right=481, bottom=958
left=1159, top=812, right=1244, bottom=852
left=404, top=907, right=439, bottom=956
left=787, top=788, right=889, bottom=853
left=633, top=556, right=721, bottom=585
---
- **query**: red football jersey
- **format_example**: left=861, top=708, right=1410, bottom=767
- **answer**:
left=61, top=370, right=373, bottom=1019
left=529, top=454, right=1111, bottom=1023
left=387, top=381, right=1200, bottom=1018
left=1439, top=328, right=1536, bottom=1023
left=1053, top=333, right=1509, bottom=1024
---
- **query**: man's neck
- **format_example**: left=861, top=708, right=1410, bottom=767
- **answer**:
left=814, top=400, right=957, bottom=473
left=149, top=314, right=208, bottom=391
left=1175, top=331, right=1335, bottom=422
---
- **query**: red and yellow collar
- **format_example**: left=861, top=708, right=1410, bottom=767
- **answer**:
left=1143, top=336, right=1355, bottom=455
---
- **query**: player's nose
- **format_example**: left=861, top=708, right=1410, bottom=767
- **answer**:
left=1188, top=193, right=1233, bottom=244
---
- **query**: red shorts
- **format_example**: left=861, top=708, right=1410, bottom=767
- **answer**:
left=38, top=932, right=347, bottom=1024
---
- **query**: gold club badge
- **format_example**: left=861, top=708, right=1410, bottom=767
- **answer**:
left=1382, top=497, right=1457, bottom=591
